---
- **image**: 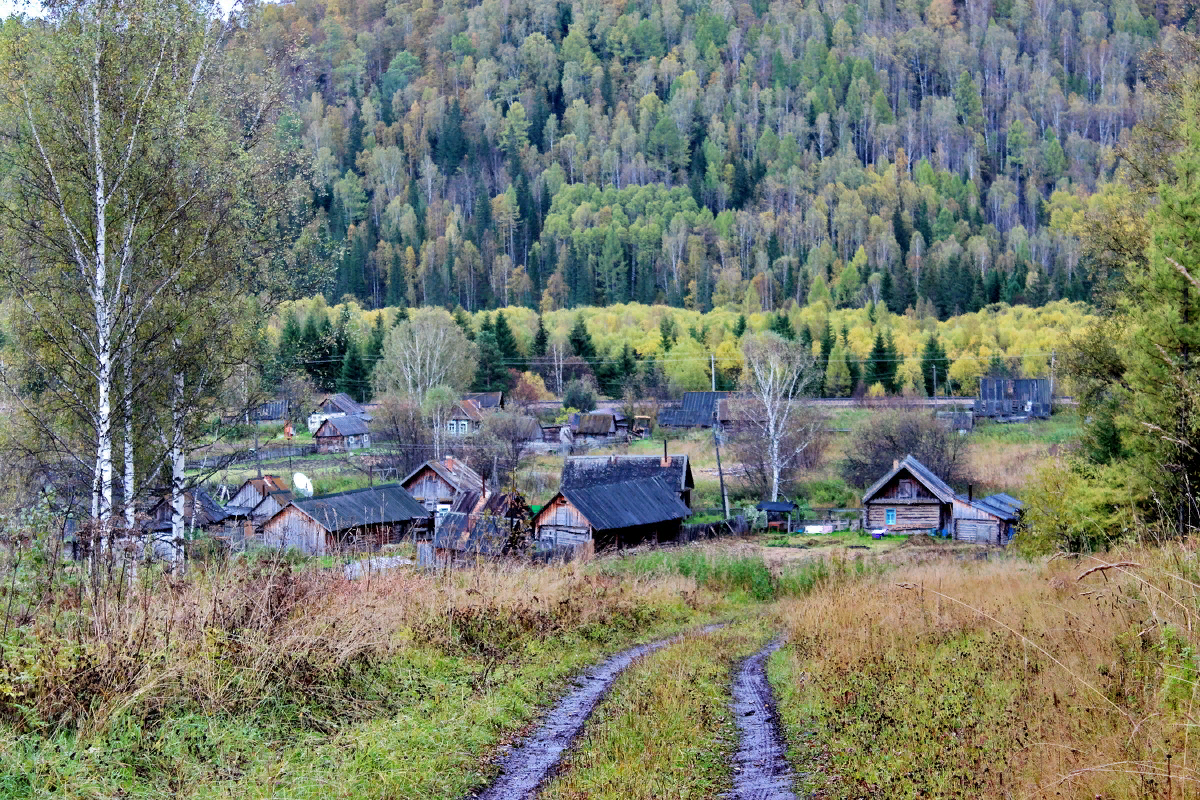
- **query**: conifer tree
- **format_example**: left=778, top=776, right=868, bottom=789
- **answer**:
left=532, top=314, right=549, bottom=357
left=733, top=313, right=747, bottom=338
left=338, top=342, right=370, bottom=402
left=824, top=343, right=852, bottom=397
left=493, top=310, right=524, bottom=371
left=472, top=331, right=510, bottom=392
left=568, top=314, right=597, bottom=362
left=921, top=335, right=950, bottom=396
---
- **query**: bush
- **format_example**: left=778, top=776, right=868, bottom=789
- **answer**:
left=563, top=378, right=596, bottom=412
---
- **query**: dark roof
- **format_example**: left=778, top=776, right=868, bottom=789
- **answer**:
left=146, top=487, right=227, bottom=531
left=289, top=483, right=429, bottom=533
left=450, top=399, right=486, bottom=422
left=561, top=476, right=691, bottom=531
left=757, top=500, right=798, bottom=512
left=433, top=512, right=511, bottom=555
left=862, top=455, right=957, bottom=504
left=319, top=392, right=367, bottom=416
left=576, top=413, right=616, bottom=435
left=316, top=415, right=369, bottom=437
left=400, top=457, right=484, bottom=495
left=463, top=391, right=504, bottom=409
left=657, top=392, right=732, bottom=427
left=253, top=400, right=290, bottom=421
left=253, top=489, right=294, bottom=511
left=971, top=492, right=1024, bottom=521
left=561, top=454, right=693, bottom=493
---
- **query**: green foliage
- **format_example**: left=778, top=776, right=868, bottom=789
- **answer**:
left=563, top=379, right=596, bottom=412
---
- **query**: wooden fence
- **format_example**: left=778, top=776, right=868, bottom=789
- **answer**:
left=191, top=444, right=317, bottom=470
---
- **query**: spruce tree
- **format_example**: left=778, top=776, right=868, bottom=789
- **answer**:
left=472, top=331, right=510, bottom=392
left=866, top=331, right=890, bottom=392
left=733, top=313, right=747, bottom=338
left=659, top=314, right=677, bottom=351
left=277, top=310, right=303, bottom=374
left=920, top=335, right=950, bottom=397
left=338, top=343, right=370, bottom=402
left=824, top=343, right=852, bottom=397
left=493, top=310, right=524, bottom=371
left=532, top=314, right=549, bottom=357
left=568, top=314, right=596, bottom=362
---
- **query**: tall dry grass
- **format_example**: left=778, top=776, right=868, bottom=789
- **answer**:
left=773, top=545, right=1200, bottom=798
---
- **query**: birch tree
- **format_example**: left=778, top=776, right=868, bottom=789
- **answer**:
left=372, top=308, right=478, bottom=399
left=735, top=333, right=824, bottom=501
left=0, top=0, right=286, bottom=537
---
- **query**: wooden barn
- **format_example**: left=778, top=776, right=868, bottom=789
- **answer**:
left=249, top=489, right=293, bottom=525
left=575, top=412, right=617, bottom=439
left=561, top=452, right=695, bottom=508
left=951, top=491, right=1023, bottom=546
left=400, top=456, right=484, bottom=516
left=861, top=456, right=956, bottom=533
left=314, top=415, right=371, bottom=453
left=431, top=492, right=532, bottom=564
left=533, top=475, right=691, bottom=551
left=260, top=483, right=429, bottom=555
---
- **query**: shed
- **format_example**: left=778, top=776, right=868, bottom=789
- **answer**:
left=861, top=455, right=956, bottom=533
left=252, top=399, right=290, bottom=423
left=561, top=453, right=694, bottom=508
left=576, top=413, right=617, bottom=438
left=308, top=392, right=371, bottom=433
left=533, top=475, right=691, bottom=550
left=250, top=489, right=293, bottom=524
left=756, top=500, right=798, bottom=531
left=314, top=415, right=371, bottom=453
left=952, top=492, right=1023, bottom=546
left=260, top=483, right=429, bottom=555
left=400, top=456, right=484, bottom=516
left=657, top=391, right=732, bottom=428
left=228, top=475, right=289, bottom=510
left=432, top=513, right=512, bottom=562
left=144, top=487, right=254, bottom=551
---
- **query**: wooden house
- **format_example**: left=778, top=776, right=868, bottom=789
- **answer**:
left=228, top=475, right=289, bottom=511
left=658, top=391, right=732, bottom=428
left=260, top=483, right=429, bottom=555
left=446, top=399, right=486, bottom=436
left=533, top=475, right=691, bottom=551
left=951, top=492, right=1023, bottom=546
left=144, top=487, right=254, bottom=554
left=861, top=456, right=956, bottom=533
left=307, top=392, right=370, bottom=433
left=314, top=415, right=371, bottom=453
left=976, top=378, right=1052, bottom=419
left=400, top=456, right=485, bottom=516
left=249, top=489, right=293, bottom=525
left=431, top=492, right=532, bottom=564
left=252, top=398, right=290, bottom=423
left=575, top=412, right=617, bottom=439
left=561, top=452, right=695, bottom=508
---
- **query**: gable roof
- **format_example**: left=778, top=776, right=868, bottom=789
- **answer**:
left=559, top=476, right=691, bottom=531
left=315, top=415, right=369, bottom=437
left=968, top=492, right=1024, bottom=521
left=288, top=483, right=428, bottom=533
left=252, top=489, right=293, bottom=513
left=318, top=392, right=366, bottom=416
left=233, top=474, right=289, bottom=501
left=400, top=456, right=484, bottom=495
left=576, top=413, right=616, bottom=435
left=146, top=487, right=228, bottom=531
left=561, top=454, right=693, bottom=494
left=433, top=512, right=511, bottom=555
left=463, top=391, right=504, bottom=409
left=253, top=399, right=290, bottom=421
left=450, top=398, right=486, bottom=422
left=862, top=455, right=957, bottom=504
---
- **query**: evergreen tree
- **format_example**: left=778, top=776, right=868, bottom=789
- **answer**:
left=277, top=310, right=303, bottom=375
left=338, top=342, right=370, bottom=402
left=568, top=314, right=596, bottom=362
left=366, top=314, right=386, bottom=365
left=920, top=335, right=950, bottom=396
left=866, top=332, right=892, bottom=393
left=659, top=314, right=678, bottom=352
left=472, top=331, right=511, bottom=391
left=452, top=306, right=474, bottom=339
left=893, top=265, right=916, bottom=312
left=824, top=343, right=852, bottom=397
left=393, top=306, right=409, bottom=326
left=532, top=314, right=549, bottom=357
left=733, top=313, right=747, bottom=338
left=493, top=310, right=524, bottom=371
left=769, top=312, right=795, bottom=340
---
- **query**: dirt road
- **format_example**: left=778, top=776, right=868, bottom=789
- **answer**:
left=728, top=637, right=796, bottom=799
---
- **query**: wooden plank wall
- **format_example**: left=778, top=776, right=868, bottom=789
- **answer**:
left=866, top=503, right=942, bottom=529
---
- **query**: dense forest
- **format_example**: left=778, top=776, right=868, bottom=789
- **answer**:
left=249, top=0, right=1191, bottom=318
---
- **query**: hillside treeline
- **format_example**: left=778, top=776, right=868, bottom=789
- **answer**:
left=251, top=0, right=1187, bottom=316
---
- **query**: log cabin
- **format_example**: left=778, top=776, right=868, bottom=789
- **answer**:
left=533, top=475, right=691, bottom=552
left=861, top=455, right=956, bottom=533
left=313, top=415, right=371, bottom=453
left=560, top=451, right=695, bottom=509
left=400, top=456, right=485, bottom=517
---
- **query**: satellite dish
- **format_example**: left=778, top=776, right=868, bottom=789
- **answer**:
left=293, top=472, right=314, bottom=498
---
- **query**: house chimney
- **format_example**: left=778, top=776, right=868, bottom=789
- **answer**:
left=662, top=439, right=670, bottom=468
left=968, top=484, right=973, bottom=502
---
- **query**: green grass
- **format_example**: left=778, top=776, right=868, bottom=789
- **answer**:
left=970, top=409, right=1081, bottom=445
left=604, top=549, right=854, bottom=602
left=539, top=623, right=773, bottom=800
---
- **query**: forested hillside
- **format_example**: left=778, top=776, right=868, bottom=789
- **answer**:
left=252, top=0, right=1189, bottom=317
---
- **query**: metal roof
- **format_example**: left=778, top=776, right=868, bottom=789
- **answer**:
left=862, top=455, right=957, bottom=504
left=253, top=399, right=290, bottom=421
left=400, top=457, right=484, bottom=495
left=316, top=415, right=369, bottom=437
left=289, top=483, right=429, bottom=533
left=976, top=492, right=1024, bottom=520
left=318, top=392, right=367, bottom=416
left=657, top=392, right=733, bottom=427
left=561, top=454, right=693, bottom=493
left=433, top=512, right=511, bottom=555
left=561, top=475, right=691, bottom=531
left=463, top=391, right=504, bottom=409
left=756, top=500, right=798, bottom=512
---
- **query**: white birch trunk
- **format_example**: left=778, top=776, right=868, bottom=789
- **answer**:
left=169, top=359, right=186, bottom=565
left=124, top=343, right=135, bottom=530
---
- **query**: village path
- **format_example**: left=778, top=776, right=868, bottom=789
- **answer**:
left=728, top=637, right=797, bottom=800
left=469, top=623, right=726, bottom=800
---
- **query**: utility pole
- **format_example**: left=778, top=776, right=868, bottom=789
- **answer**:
left=711, top=352, right=716, bottom=392
left=933, top=365, right=938, bottom=402
left=712, top=410, right=729, bottom=520
left=1049, top=349, right=1057, bottom=401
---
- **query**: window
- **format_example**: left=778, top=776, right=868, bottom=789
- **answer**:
left=899, top=479, right=915, bottom=498
left=886, top=508, right=896, bottom=525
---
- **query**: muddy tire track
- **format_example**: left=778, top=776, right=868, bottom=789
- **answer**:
left=469, top=623, right=726, bottom=800
left=728, top=637, right=797, bottom=800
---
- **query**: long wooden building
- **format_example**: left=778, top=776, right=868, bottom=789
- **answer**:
left=533, top=475, right=691, bottom=551
left=260, top=483, right=429, bottom=555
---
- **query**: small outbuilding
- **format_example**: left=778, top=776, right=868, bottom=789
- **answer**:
left=561, top=452, right=695, bottom=509
left=756, top=500, right=798, bottom=532
left=227, top=474, right=289, bottom=510
left=952, top=491, right=1024, bottom=546
left=575, top=412, right=617, bottom=439
left=314, top=415, right=371, bottom=453
left=533, top=475, right=691, bottom=551
left=308, top=392, right=371, bottom=433
left=260, top=483, right=429, bottom=555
